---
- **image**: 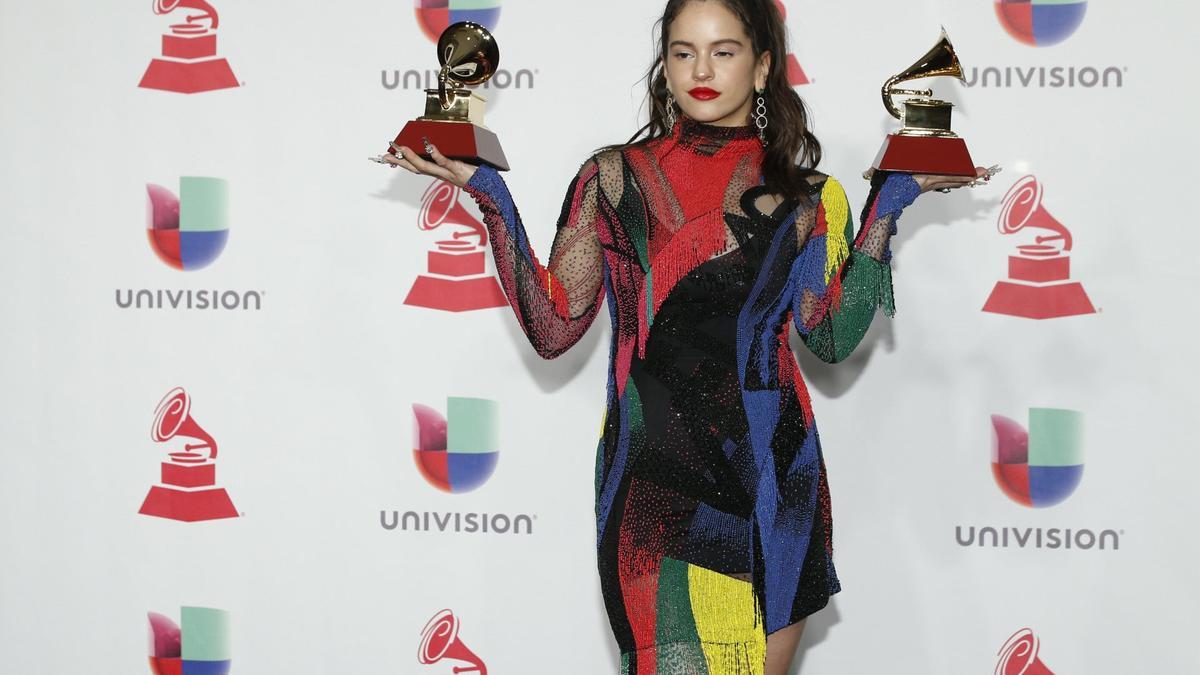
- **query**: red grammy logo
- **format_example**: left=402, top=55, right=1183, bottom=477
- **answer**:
left=774, top=0, right=810, bottom=86
left=996, top=628, right=1055, bottom=675
left=404, top=181, right=507, bottom=313
left=983, top=175, right=1095, bottom=319
left=138, top=387, right=239, bottom=522
left=418, top=610, right=487, bottom=674
left=139, top=0, right=239, bottom=94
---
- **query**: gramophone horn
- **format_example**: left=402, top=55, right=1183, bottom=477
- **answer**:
left=998, top=176, right=1073, bottom=251
left=881, top=29, right=965, bottom=119
left=435, top=22, right=500, bottom=110
left=419, top=182, right=488, bottom=245
left=152, top=388, right=219, bottom=459
left=996, top=628, right=1054, bottom=675
left=418, top=610, right=488, bottom=675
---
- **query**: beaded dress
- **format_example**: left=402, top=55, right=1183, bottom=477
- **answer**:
left=462, top=116, right=921, bottom=675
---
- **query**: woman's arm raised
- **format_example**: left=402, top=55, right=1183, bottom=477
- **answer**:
left=789, top=172, right=919, bottom=363
left=789, top=167, right=985, bottom=364
left=385, top=141, right=606, bottom=359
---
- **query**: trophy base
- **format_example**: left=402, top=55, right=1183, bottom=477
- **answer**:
left=138, top=485, right=239, bottom=522
left=872, top=134, right=976, bottom=176
left=392, top=120, right=510, bottom=172
left=404, top=275, right=508, bottom=313
left=139, top=58, right=239, bottom=94
left=982, top=281, right=1096, bottom=320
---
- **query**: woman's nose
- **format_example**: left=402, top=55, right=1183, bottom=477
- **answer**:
left=693, top=57, right=713, bottom=81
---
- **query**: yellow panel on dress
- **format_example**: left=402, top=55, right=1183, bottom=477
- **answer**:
left=687, top=564, right=766, bottom=674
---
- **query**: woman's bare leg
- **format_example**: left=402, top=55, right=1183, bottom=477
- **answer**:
left=764, top=619, right=806, bottom=675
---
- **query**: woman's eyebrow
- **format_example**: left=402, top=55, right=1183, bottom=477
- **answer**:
left=668, top=38, right=746, bottom=49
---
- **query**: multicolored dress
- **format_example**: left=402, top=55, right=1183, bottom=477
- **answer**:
left=462, top=117, right=921, bottom=674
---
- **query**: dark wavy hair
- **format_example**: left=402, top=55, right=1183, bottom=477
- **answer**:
left=610, top=0, right=822, bottom=197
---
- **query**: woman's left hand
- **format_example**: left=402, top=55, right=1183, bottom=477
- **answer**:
left=913, top=166, right=998, bottom=193
left=864, top=165, right=1000, bottom=193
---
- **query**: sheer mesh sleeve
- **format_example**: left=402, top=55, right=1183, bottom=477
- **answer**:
left=462, top=161, right=607, bottom=359
left=789, top=172, right=921, bottom=363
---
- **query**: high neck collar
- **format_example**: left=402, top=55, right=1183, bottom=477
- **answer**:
left=673, top=115, right=761, bottom=156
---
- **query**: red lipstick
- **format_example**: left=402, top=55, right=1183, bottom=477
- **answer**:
left=688, top=87, right=720, bottom=101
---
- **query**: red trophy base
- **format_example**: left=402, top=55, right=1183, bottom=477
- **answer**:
left=983, top=253, right=1096, bottom=319
left=392, top=120, right=510, bottom=171
left=139, top=58, right=239, bottom=94
left=139, top=485, right=238, bottom=522
left=872, top=134, right=976, bottom=176
left=405, top=276, right=507, bottom=312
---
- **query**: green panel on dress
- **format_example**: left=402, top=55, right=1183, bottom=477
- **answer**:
left=801, top=251, right=889, bottom=363
left=656, top=557, right=708, bottom=673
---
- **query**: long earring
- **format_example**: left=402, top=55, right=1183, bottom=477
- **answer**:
left=665, top=92, right=677, bottom=131
left=754, top=88, right=769, bottom=147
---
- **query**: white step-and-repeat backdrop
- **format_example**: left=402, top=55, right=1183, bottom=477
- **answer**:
left=2, top=1, right=1197, bottom=673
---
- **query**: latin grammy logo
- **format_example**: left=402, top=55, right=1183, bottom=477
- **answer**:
left=773, top=0, right=810, bottom=86
left=996, top=628, right=1055, bottom=675
left=418, top=609, right=487, bottom=674
left=138, top=387, right=239, bottom=522
left=139, top=0, right=239, bottom=94
left=983, top=175, right=1095, bottom=319
left=404, top=180, right=507, bottom=313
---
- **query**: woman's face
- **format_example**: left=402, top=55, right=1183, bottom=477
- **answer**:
left=664, top=0, right=770, bottom=127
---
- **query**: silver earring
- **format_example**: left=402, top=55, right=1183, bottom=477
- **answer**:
left=666, top=92, right=677, bottom=131
left=753, top=89, right=769, bottom=147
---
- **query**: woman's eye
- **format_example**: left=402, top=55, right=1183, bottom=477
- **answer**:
left=715, top=50, right=734, bottom=58
left=672, top=52, right=694, bottom=60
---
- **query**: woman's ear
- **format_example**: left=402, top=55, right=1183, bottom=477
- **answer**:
left=756, top=52, right=772, bottom=90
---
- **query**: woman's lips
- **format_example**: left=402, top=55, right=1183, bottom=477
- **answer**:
left=688, top=87, right=720, bottom=101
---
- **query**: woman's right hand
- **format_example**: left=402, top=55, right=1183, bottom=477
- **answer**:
left=377, top=138, right=478, bottom=188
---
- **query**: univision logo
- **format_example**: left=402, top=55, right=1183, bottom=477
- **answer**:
left=954, top=408, right=1123, bottom=552
left=995, top=0, right=1087, bottom=47
left=117, top=177, right=264, bottom=312
left=381, top=0, right=536, bottom=91
left=146, top=177, right=228, bottom=271
left=380, top=396, right=534, bottom=535
left=966, top=0, right=1125, bottom=89
left=148, top=606, right=232, bottom=675
left=992, top=408, right=1083, bottom=508
left=414, top=0, right=501, bottom=42
left=412, top=397, right=499, bottom=493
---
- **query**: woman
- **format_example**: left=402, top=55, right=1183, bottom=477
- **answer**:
left=381, top=1, right=987, bottom=672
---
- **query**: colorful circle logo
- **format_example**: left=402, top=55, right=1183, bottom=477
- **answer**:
left=414, top=1, right=502, bottom=43
left=994, top=0, right=1088, bottom=47
left=145, top=177, right=229, bottom=271
left=990, top=408, right=1084, bottom=508
left=412, top=397, right=499, bottom=493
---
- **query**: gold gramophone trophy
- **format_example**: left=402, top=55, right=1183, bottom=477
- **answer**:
left=387, top=21, right=510, bottom=171
left=872, top=30, right=976, bottom=177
